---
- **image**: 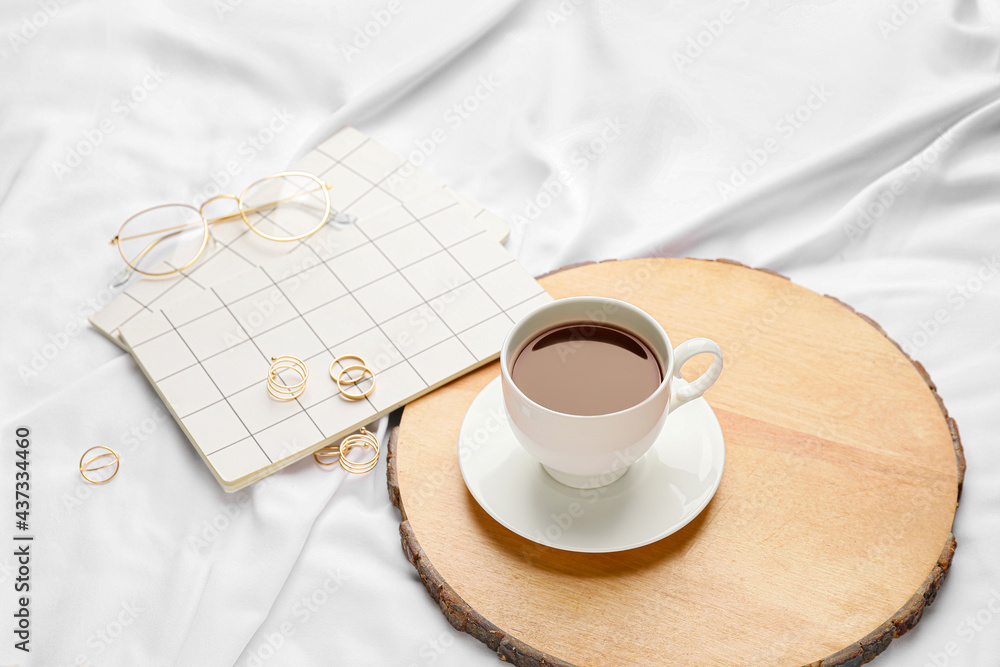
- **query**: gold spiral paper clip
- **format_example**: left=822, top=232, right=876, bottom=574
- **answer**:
left=340, top=428, right=380, bottom=473
left=80, top=446, right=120, bottom=485
left=267, top=355, right=308, bottom=400
left=313, top=428, right=380, bottom=474
left=313, top=443, right=341, bottom=467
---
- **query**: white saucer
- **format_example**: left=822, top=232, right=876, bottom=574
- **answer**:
left=458, top=377, right=726, bottom=553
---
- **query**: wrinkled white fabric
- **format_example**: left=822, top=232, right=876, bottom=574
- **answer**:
left=2, top=0, right=999, bottom=665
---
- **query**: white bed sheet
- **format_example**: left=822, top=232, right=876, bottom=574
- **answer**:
left=2, top=0, right=998, bottom=665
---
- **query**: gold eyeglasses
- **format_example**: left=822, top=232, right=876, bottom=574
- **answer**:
left=110, top=171, right=334, bottom=278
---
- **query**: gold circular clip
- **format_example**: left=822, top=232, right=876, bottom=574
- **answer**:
left=330, top=355, right=375, bottom=401
left=268, top=355, right=308, bottom=400
left=313, top=428, right=380, bottom=474
left=80, top=446, right=120, bottom=485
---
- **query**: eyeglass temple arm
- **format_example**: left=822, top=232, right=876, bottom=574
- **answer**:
left=204, top=184, right=331, bottom=224
left=111, top=222, right=205, bottom=244
left=120, top=228, right=191, bottom=270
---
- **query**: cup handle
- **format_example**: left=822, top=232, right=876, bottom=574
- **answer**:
left=668, top=338, right=723, bottom=413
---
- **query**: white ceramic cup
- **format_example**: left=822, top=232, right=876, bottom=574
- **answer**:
left=500, top=296, right=723, bottom=489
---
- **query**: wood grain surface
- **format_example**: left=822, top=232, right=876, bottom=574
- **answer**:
left=388, top=258, right=963, bottom=666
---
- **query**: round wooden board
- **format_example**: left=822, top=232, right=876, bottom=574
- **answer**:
left=388, top=258, right=963, bottom=667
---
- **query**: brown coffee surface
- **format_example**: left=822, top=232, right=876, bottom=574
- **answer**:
left=511, top=323, right=662, bottom=416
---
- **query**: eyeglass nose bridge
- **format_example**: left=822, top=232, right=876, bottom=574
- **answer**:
left=199, top=193, right=241, bottom=245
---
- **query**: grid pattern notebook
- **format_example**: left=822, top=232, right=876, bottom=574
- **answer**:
left=90, top=127, right=510, bottom=348
left=115, top=130, right=550, bottom=492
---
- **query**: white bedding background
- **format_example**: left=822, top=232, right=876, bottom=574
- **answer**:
left=2, top=0, right=999, bottom=665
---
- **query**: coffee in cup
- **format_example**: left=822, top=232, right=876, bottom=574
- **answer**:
left=510, top=322, right=662, bottom=416
left=500, top=296, right=723, bottom=489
